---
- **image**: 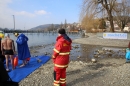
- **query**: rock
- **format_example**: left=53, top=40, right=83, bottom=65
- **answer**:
left=77, top=55, right=81, bottom=58
left=37, top=59, right=42, bottom=63
left=91, top=58, right=97, bottom=63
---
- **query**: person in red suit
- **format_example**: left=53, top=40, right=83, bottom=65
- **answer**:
left=52, top=28, right=72, bottom=86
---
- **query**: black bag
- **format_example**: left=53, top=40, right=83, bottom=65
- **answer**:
left=0, top=60, right=19, bottom=86
left=0, top=60, right=9, bottom=82
left=0, top=80, right=19, bottom=86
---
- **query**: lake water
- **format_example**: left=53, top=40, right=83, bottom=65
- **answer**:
left=7, top=32, right=81, bottom=50
left=7, top=32, right=126, bottom=61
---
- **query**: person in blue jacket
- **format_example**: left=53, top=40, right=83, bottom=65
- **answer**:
left=125, top=42, right=130, bottom=63
left=15, top=33, right=31, bottom=67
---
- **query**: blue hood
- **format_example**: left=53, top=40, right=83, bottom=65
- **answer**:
left=16, top=34, right=28, bottom=45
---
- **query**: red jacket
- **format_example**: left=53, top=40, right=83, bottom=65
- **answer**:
left=52, top=35, right=72, bottom=68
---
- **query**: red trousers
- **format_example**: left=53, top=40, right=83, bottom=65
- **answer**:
left=53, top=67, right=66, bottom=86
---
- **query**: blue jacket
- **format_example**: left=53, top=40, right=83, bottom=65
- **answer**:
left=16, top=34, right=31, bottom=60
left=126, top=48, right=130, bottom=60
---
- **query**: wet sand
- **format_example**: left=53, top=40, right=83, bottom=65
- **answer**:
left=19, top=33, right=130, bottom=86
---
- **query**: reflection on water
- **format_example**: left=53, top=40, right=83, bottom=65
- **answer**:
left=70, top=44, right=103, bottom=61
left=70, top=44, right=126, bottom=62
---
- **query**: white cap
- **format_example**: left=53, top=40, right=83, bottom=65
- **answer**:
left=5, top=33, right=10, bottom=37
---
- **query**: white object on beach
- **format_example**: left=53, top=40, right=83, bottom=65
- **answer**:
left=91, top=58, right=97, bottom=63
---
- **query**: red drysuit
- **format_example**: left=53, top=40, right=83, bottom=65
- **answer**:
left=52, top=34, right=72, bottom=86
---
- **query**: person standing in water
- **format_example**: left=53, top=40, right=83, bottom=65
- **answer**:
left=1, top=33, right=15, bottom=71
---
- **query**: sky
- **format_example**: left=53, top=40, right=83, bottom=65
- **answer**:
left=0, top=0, right=82, bottom=30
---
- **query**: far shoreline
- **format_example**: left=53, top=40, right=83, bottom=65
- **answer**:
left=72, top=33, right=130, bottom=48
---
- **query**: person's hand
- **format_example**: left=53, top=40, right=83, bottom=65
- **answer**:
left=52, top=55, right=55, bottom=59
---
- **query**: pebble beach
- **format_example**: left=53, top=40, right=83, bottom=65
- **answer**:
left=19, top=33, right=130, bottom=86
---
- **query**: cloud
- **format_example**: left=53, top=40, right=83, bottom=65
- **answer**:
left=0, top=0, right=14, bottom=28
left=0, top=0, right=12, bottom=14
left=35, top=10, right=47, bottom=15
left=0, top=0, right=12, bottom=7
left=15, top=11, right=35, bottom=17
left=15, top=10, right=47, bottom=17
left=0, top=0, right=49, bottom=29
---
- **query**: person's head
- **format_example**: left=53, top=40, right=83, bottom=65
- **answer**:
left=0, top=33, right=4, bottom=39
left=14, top=33, right=19, bottom=37
left=58, top=28, right=66, bottom=36
left=5, top=33, right=10, bottom=38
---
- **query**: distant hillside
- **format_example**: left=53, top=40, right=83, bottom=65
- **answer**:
left=30, top=24, right=60, bottom=31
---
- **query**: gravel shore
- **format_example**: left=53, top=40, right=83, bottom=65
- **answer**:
left=19, top=33, right=130, bottom=86
left=73, top=33, right=130, bottom=47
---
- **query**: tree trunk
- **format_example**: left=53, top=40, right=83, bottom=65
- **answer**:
left=122, top=21, right=125, bottom=30
left=108, top=11, right=114, bottom=32
left=109, top=18, right=114, bottom=32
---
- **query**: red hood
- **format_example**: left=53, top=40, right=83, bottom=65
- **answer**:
left=56, top=35, right=72, bottom=45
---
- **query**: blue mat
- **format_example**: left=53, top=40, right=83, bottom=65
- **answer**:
left=8, top=55, right=50, bottom=82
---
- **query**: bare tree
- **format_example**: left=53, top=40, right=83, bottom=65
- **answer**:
left=80, top=0, right=117, bottom=32
left=60, top=22, right=63, bottom=28
left=114, top=0, right=130, bottom=31
left=64, top=19, right=67, bottom=29
left=99, top=18, right=106, bottom=29
left=81, top=14, right=100, bottom=32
